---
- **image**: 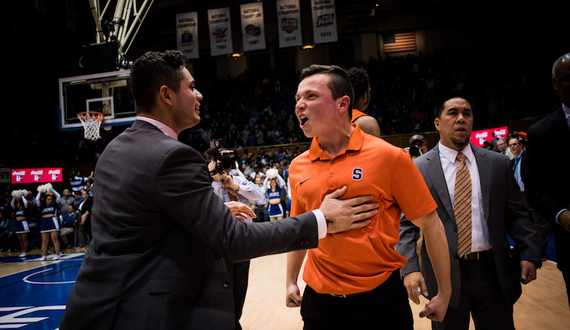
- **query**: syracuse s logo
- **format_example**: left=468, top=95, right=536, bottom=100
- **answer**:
left=352, top=168, right=363, bottom=181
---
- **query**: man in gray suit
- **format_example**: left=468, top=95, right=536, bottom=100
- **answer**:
left=397, top=89, right=541, bottom=329
left=60, top=50, right=378, bottom=330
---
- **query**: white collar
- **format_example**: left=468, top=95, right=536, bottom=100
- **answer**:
left=438, top=142, right=475, bottom=165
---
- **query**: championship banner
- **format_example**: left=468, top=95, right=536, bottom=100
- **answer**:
left=208, top=7, right=233, bottom=56
left=311, top=0, right=338, bottom=44
left=276, top=0, right=302, bottom=48
left=240, top=2, right=266, bottom=52
left=176, top=12, right=199, bottom=59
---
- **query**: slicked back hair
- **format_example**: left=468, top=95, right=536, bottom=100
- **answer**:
left=130, top=50, right=186, bottom=114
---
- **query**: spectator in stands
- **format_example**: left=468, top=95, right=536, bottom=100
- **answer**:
left=84, top=180, right=94, bottom=197
left=241, top=125, right=251, bottom=146
left=59, top=189, right=75, bottom=217
left=410, top=134, right=428, bottom=154
left=70, top=171, right=92, bottom=194
left=0, top=212, right=18, bottom=252
left=77, top=188, right=93, bottom=248
left=252, top=175, right=269, bottom=222
left=497, top=138, right=514, bottom=160
left=73, top=191, right=82, bottom=206
left=61, top=205, right=77, bottom=249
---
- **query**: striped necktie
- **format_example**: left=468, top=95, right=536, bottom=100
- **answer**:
left=454, top=152, right=472, bottom=258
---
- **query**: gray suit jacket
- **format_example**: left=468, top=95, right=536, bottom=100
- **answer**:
left=397, top=143, right=540, bottom=307
left=60, top=121, right=319, bottom=330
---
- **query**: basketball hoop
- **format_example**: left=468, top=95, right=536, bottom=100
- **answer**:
left=77, top=111, right=105, bottom=140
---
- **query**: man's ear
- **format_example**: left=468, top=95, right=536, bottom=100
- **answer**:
left=338, top=95, right=351, bottom=113
left=434, top=118, right=440, bottom=131
left=159, top=85, right=173, bottom=105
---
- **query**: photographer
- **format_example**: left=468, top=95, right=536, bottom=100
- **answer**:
left=206, top=148, right=263, bottom=330
left=406, top=134, right=427, bottom=159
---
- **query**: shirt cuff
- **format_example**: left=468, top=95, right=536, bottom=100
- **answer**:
left=312, top=209, right=327, bottom=239
left=555, top=209, right=569, bottom=225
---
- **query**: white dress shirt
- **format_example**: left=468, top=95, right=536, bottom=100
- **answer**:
left=438, top=142, right=492, bottom=253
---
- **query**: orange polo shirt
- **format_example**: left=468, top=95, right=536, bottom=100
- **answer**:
left=289, top=124, right=437, bottom=295
left=351, top=109, right=367, bottom=123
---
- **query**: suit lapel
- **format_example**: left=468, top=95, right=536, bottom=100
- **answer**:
left=471, top=144, right=491, bottom=221
left=424, top=145, right=455, bottom=220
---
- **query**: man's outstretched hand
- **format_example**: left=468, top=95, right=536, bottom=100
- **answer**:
left=319, top=186, right=379, bottom=234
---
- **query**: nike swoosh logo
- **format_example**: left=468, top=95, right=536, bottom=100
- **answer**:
left=300, top=178, right=310, bottom=185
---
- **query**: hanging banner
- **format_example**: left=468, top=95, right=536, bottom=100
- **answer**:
left=240, top=2, right=266, bottom=52
left=176, top=12, right=199, bottom=59
left=208, top=7, right=233, bottom=56
left=311, top=0, right=338, bottom=44
left=276, top=0, right=302, bottom=48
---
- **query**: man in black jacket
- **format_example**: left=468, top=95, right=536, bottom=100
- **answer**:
left=525, top=52, right=570, bottom=306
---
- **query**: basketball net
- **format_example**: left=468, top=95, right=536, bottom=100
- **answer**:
left=77, top=111, right=104, bottom=141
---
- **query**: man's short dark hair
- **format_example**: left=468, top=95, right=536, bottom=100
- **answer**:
left=347, top=67, right=369, bottom=105
left=300, top=64, right=354, bottom=118
left=435, top=86, right=473, bottom=118
left=130, top=50, right=186, bottom=114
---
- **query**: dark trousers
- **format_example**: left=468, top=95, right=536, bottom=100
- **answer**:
left=432, top=254, right=514, bottom=330
left=301, top=271, right=413, bottom=330
left=253, top=206, right=269, bottom=222
left=226, top=260, right=250, bottom=330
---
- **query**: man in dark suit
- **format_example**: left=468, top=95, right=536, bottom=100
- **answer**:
left=397, top=90, right=540, bottom=329
left=60, top=50, right=379, bottom=330
left=525, top=52, right=570, bottom=306
left=510, top=137, right=550, bottom=260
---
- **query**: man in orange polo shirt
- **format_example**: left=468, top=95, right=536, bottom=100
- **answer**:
left=286, top=64, right=451, bottom=329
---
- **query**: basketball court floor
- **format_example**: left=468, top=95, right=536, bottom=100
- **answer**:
left=1, top=245, right=568, bottom=330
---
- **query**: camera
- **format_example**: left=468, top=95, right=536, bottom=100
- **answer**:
left=409, top=145, right=422, bottom=158
left=206, top=148, right=237, bottom=176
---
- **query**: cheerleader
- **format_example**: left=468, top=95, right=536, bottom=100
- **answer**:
left=35, top=184, right=62, bottom=261
left=263, top=169, right=286, bottom=221
left=11, top=190, right=29, bottom=257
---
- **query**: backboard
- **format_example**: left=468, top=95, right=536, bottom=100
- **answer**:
left=58, top=70, right=136, bottom=131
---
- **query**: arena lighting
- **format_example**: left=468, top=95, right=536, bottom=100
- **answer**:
left=232, top=53, right=241, bottom=58
left=302, top=44, right=314, bottom=49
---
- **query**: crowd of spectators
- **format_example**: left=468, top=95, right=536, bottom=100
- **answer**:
left=8, top=49, right=558, bottom=165
left=177, top=49, right=556, bottom=155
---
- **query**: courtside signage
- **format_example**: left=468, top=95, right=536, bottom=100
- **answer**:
left=11, top=167, right=63, bottom=184
left=469, top=126, right=508, bottom=148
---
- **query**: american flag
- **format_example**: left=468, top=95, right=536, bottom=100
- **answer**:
left=383, top=32, right=416, bottom=53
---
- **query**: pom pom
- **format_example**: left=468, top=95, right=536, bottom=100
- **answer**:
left=11, top=189, right=27, bottom=198
left=266, top=168, right=279, bottom=179
left=37, top=183, right=53, bottom=193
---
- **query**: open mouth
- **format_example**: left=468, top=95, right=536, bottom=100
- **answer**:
left=299, top=115, right=308, bottom=126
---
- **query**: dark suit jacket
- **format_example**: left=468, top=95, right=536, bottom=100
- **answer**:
left=60, top=121, right=319, bottom=330
left=398, top=143, right=540, bottom=307
left=526, top=107, right=570, bottom=272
